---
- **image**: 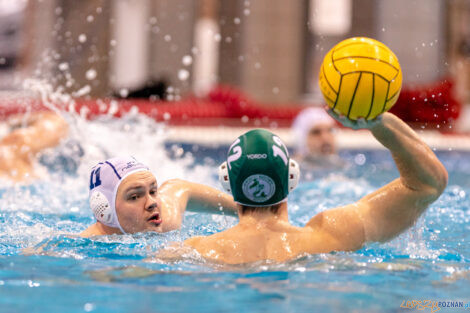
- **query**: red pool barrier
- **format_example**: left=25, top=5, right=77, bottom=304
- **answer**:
left=0, top=79, right=462, bottom=130
left=390, top=78, right=461, bottom=130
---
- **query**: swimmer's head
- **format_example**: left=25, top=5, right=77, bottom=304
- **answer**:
left=89, top=156, right=161, bottom=234
left=219, top=129, right=300, bottom=207
left=292, top=107, right=337, bottom=157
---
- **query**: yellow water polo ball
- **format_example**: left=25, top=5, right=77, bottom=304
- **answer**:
left=319, top=37, right=402, bottom=120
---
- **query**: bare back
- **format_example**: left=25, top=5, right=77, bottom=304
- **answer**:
left=185, top=225, right=326, bottom=264
left=183, top=203, right=362, bottom=264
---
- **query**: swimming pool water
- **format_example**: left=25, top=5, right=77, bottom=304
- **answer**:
left=0, top=115, right=469, bottom=313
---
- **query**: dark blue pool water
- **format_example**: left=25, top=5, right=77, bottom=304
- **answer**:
left=0, top=119, right=469, bottom=313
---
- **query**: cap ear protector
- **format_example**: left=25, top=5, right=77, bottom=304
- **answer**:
left=90, top=191, right=114, bottom=225
left=218, top=158, right=300, bottom=195
left=287, top=159, right=300, bottom=192
left=219, top=162, right=231, bottom=193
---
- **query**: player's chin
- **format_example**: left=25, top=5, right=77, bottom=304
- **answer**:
left=321, top=144, right=334, bottom=155
left=146, top=221, right=163, bottom=232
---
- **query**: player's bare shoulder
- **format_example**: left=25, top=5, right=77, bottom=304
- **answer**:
left=184, top=235, right=204, bottom=248
left=158, top=179, right=188, bottom=195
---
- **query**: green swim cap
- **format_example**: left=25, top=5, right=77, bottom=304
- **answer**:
left=219, top=129, right=300, bottom=207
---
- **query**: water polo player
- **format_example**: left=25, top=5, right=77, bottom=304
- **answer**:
left=181, top=112, right=447, bottom=264
left=292, top=106, right=345, bottom=170
left=81, top=156, right=237, bottom=236
left=0, top=111, right=68, bottom=181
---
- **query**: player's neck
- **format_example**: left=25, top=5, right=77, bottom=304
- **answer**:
left=237, top=202, right=289, bottom=225
left=94, top=222, right=122, bottom=235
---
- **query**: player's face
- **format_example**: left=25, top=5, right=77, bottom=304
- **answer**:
left=115, top=171, right=163, bottom=233
left=306, top=123, right=336, bottom=156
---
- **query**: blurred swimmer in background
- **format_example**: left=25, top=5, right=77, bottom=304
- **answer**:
left=291, top=107, right=346, bottom=171
left=81, top=156, right=237, bottom=237
left=0, top=111, right=68, bottom=181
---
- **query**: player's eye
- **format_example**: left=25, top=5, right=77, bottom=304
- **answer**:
left=128, top=194, right=139, bottom=201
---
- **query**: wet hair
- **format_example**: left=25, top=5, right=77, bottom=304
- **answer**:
left=240, top=203, right=282, bottom=215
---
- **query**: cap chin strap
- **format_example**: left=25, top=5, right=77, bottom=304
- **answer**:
left=218, top=159, right=301, bottom=195
left=89, top=191, right=126, bottom=234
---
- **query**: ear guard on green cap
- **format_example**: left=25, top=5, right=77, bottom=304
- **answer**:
left=218, top=129, right=300, bottom=207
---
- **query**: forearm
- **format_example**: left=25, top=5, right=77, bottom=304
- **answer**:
left=185, top=182, right=238, bottom=216
left=370, top=113, right=447, bottom=193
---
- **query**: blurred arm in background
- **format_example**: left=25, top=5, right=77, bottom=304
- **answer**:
left=0, top=111, right=68, bottom=181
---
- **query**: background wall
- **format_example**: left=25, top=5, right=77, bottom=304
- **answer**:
left=0, top=0, right=468, bottom=106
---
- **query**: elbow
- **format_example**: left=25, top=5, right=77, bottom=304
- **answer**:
left=434, top=163, right=448, bottom=195
left=439, top=170, right=448, bottom=193
left=425, top=164, right=448, bottom=202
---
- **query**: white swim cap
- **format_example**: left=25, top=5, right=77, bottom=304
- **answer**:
left=291, top=107, right=335, bottom=156
left=88, top=156, right=150, bottom=233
